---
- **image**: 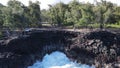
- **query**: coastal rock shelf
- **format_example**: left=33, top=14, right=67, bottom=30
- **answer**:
left=0, top=30, right=120, bottom=68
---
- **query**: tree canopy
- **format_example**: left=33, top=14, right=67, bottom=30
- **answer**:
left=41, top=0, right=120, bottom=28
left=0, top=0, right=41, bottom=29
left=0, top=0, right=120, bottom=29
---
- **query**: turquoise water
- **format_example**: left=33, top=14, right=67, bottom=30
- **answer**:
left=28, top=51, right=95, bottom=68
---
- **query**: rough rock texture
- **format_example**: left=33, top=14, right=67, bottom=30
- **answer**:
left=0, top=30, right=78, bottom=68
left=67, top=30, right=120, bottom=68
left=0, top=30, right=120, bottom=68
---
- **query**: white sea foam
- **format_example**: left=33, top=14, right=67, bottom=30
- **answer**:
left=28, top=51, right=95, bottom=68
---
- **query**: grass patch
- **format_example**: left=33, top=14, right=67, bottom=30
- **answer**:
left=88, top=23, right=100, bottom=28
left=106, top=24, right=120, bottom=28
left=88, top=23, right=120, bottom=28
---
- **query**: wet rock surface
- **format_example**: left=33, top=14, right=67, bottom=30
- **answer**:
left=0, top=30, right=120, bottom=68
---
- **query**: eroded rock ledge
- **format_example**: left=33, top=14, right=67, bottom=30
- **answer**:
left=67, top=30, right=120, bottom=68
left=0, top=30, right=120, bottom=68
left=0, top=30, right=78, bottom=68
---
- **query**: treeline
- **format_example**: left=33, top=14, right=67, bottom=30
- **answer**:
left=0, top=0, right=41, bottom=30
left=41, top=0, right=120, bottom=28
left=0, top=0, right=120, bottom=30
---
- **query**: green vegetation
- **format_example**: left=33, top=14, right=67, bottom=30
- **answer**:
left=0, top=31, right=3, bottom=39
left=88, top=23, right=120, bottom=28
left=106, top=24, right=120, bottom=28
left=0, top=0, right=120, bottom=30
left=0, top=0, right=41, bottom=30
left=41, top=0, right=120, bottom=28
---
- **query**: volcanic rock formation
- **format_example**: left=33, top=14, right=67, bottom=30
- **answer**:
left=0, top=30, right=120, bottom=68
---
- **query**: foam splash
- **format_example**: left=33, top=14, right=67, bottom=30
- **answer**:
left=28, top=51, right=95, bottom=68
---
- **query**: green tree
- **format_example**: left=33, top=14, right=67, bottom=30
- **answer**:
left=1, top=0, right=25, bottom=29
left=68, top=0, right=81, bottom=27
left=0, top=3, right=4, bottom=28
left=41, top=9, right=49, bottom=22
left=2, top=7, right=13, bottom=28
left=94, top=0, right=116, bottom=29
left=48, top=2, right=67, bottom=27
left=79, top=3, right=94, bottom=27
left=28, top=1, right=41, bottom=27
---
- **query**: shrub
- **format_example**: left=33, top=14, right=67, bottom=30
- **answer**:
left=0, top=31, right=3, bottom=39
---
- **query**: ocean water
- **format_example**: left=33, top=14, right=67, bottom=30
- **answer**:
left=28, top=51, right=95, bottom=68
